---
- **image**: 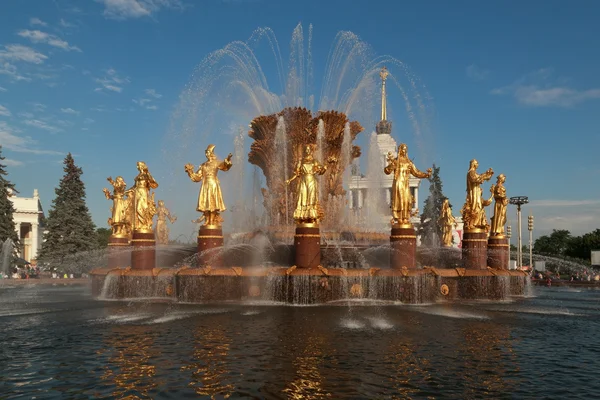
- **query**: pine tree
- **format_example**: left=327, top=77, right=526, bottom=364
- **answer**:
left=38, top=153, right=97, bottom=266
left=0, top=146, right=20, bottom=253
left=418, top=164, right=449, bottom=246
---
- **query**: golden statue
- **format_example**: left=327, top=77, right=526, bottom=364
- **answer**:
left=461, top=159, right=494, bottom=232
left=185, top=144, right=232, bottom=227
left=155, top=200, right=177, bottom=244
left=384, top=143, right=432, bottom=226
left=438, top=198, right=456, bottom=247
left=127, top=161, right=159, bottom=233
left=489, top=174, right=508, bottom=237
left=102, top=176, right=130, bottom=238
left=286, top=144, right=327, bottom=224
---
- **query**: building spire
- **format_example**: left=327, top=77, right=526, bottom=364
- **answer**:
left=380, top=66, right=389, bottom=121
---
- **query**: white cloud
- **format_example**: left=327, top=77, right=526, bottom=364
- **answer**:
left=18, top=112, right=34, bottom=118
left=133, top=98, right=151, bottom=106
left=32, top=103, right=46, bottom=112
left=531, top=199, right=600, bottom=207
left=466, top=64, right=490, bottom=81
left=492, top=68, right=600, bottom=108
left=0, top=121, right=62, bottom=155
left=23, top=119, right=62, bottom=133
left=59, top=19, right=77, bottom=28
left=17, top=30, right=82, bottom=52
left=146, top=104, right=158, bottom=110
left=30, top=18, right=47, bottom=27
left=84, top=118, right=95, bottom=124
left=0, top=86, right=6, bottom=92
left=0, top=44, right=47, bottom=64
left=99, top=0, right=184, bottom=20
left=0, top=62, right=29, bottom=81
left=0, top=105, right=11, bottom=117
left=145, top=88, right=162, bottom=98
left=60, top=107, right=80, bottom=115
left=94, top=68, right=130, bottom=93
left=3, top=158, right=23, bottom=166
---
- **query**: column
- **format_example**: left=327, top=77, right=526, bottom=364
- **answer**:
left=386, top=188, right=391, bottom=205
left=348, top=189, right=354, bottom=209
left=31, top=222, right=39, bottom=261
left=358, top=190, right=363, bottom=208
left=413, top=187, right=419, bottom=212
left=15, top=223, right=21, bottom=256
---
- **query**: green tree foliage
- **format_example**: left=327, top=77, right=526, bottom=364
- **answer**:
left=534, top=228, right=600, bottom=262
left=418, top=164, right=449, bottom=246
left=96, top=227, right=111, bottom=248
left=0, top=146, right=19, bottom=253
left=533, top=229, right=572, bottom=256
left=38, top=153, right=97, bottom=265
left=564, top=229, right=600, bottom=260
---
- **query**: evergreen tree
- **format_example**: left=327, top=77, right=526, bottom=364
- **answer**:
left=418, top=164, right=449, bottom=246
left=0, top=146, right=19, bottom=253
left=38, top=153, right=97, bottom=265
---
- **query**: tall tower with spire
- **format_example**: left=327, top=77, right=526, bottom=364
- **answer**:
left=376, top=66, right=392, bottom=135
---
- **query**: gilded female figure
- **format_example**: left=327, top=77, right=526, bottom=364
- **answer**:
left=489, top=174, right=508, bottom=236
left=438, top=198, right=456, bottom=247
left=102, top=176, right=129, bottom=237
left=460, top=159, right=494, bottom=231
left=286, top=145, right=327, bottom=224
left=155, top=200, right=177, bottom=244
left=384, top=143, right=432, bottom=226
left=127, top=161, right=159, bottom=232
left=185, top=144, right=232, bottom=227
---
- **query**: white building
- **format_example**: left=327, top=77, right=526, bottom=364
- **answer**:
left=347, top=67, right=423, bottom=228
left=347, top=67, right=463, bottom=247
left=9, top=189, right=45, bottom=263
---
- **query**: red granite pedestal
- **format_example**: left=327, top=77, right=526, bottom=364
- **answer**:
left=131, top=231, right=156, bottom=270
left=487, top=235, right=509, bottom=270
left=198, top=226, right=224, bottom=266
left=462, top=231, right=488, bottom=270
left=294, top=224, right=321, bottom=269
left=390, top=224, right=417, bottom=269
left=107, top=236, right=130, bottom=269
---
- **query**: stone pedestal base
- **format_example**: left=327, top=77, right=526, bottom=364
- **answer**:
left=131, top=231, right=155, bottom=270
left=390, top=225, right=416, bottom=269
left=294, top=225, right=321, bottom=269
left=487, top=236, right=509, bottom=269
left=462, top=231, right=488, bottom=270
left=198, top=226, right=224, bottom=266
left=107, top=236, right=130, bottom=269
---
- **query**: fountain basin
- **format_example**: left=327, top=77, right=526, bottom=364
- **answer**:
left=91, top=266, right=529, bottom=305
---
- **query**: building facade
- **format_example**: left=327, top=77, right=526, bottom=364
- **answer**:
left=9, top=189, right=45, bottom=262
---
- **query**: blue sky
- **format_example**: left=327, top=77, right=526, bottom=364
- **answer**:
left=1, top=0, right=599, bottom=241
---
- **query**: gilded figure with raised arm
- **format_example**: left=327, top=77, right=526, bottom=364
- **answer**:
left=460, top=159, right=494, bottom=231
left=103, top=176, right=130, bottom=237
left=438, top=198, right=456, bottom=247
left=384, top=143, right=432, bottom=226
left=489, top=174, right=508, bottom=236
left=126, top=161, right=159, bottom=233
left=155, top=200, right=177, bottom=244
left=286, top=144, right=327, bottom=224
left=185, top=144, right=232, bottom=227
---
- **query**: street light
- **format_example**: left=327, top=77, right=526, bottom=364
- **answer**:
left=509, top=196, right=529, bottom=269
left=506, top=225, right=512, bottom=269
left=528, top=215, right=534, bottom=272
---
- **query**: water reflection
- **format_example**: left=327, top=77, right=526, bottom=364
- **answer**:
left=181, top=325, right=234, bottom=398
left=101, top=325, right=158, bottom=399
left=282, top=334, right=332, bottom=399
left=459, top=321, right=519, bottom=397
left=385, top=339, right=431, bottom=398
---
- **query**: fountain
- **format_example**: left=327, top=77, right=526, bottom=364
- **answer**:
left=90, top=26, right=528, bottom=304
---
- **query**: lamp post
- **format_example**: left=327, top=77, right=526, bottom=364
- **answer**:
left=509, top=196, right=529, bottom=269
left=528, top=215, right=534, bottom=272
left=506, top=225, right=512, bottom=269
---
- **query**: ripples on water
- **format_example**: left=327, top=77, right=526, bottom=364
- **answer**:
left=0, top=284, right=599, bottom=399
